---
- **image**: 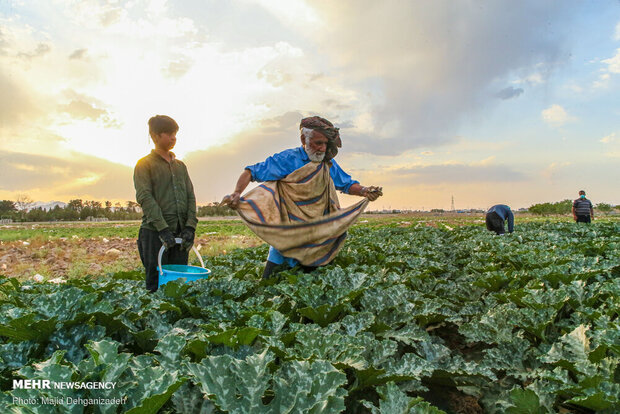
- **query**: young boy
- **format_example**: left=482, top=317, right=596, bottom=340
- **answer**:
left=133, top=115, right=198, bottom=292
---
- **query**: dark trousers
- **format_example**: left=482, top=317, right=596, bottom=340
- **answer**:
left=576, top=215, right=591, bottom=224
left=485, top=211, right=505, bottom=235
left=137, top=227, right=189, bottom=292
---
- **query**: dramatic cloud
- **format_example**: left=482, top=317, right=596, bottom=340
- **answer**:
left=0, top=70, right=43, bottom=128
left=1, top=1, right=618, bottom=208
left=307, top=1, right=575, bottom=154
left=495, top=86, right=524, bottom=100
left=185, top=112, right=304, bottom=202
left=0, top=150, right=134, bottom=201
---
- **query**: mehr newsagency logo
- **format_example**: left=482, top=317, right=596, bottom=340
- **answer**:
left=12, top=380, right=127, bottom=407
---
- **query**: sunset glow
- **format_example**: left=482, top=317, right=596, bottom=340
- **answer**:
left=1, top=1, right=619, bottom=210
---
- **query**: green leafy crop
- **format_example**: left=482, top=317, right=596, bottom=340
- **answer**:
left=1, top=221, right=619, bottom=413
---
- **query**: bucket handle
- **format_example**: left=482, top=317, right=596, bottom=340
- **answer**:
left=158, top=237, right=205, bottom=277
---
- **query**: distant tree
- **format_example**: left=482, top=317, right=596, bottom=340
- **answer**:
left=25, top=207, right=47, bottom=221
left=197, top=203, right=236, bottom=217
left=68, top=199, right=84, bottom=212
left=528, top=199, right=572, bottom=215
left=0, top=200, right=17, bottom=215
left=15, top=194, right=33, bottom=211
left=105, top=201, right=112, bottom=210
left=596, top=203, right=612, bottom=212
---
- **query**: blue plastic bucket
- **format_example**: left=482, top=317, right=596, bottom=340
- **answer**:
left=158, top=264, right=211, bottom=287
left=157, top=238, right=211, bottom=287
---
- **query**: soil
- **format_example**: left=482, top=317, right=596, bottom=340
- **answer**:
left=0, top=235, right=262, bottom=280
left=421, top=386, right=483, bottom=414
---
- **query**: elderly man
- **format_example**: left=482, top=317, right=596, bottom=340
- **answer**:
left=223, top=116, right=382, bottom=278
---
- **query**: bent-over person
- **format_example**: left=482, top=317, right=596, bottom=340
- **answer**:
left=485, top=204, right=514, bottom=235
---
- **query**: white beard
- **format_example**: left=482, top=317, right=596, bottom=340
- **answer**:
left=305, top=147, right=325, bottom=162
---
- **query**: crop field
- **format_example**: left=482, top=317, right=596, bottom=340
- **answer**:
left=0, top=215, right=619, bottom=413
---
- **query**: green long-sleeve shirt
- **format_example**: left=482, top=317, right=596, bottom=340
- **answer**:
left=133, top=150, right=198, bottom=232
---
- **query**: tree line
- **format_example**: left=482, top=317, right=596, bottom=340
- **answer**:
left=0, top=198, right=235, bottom=222
left=527, top=199, right=619, bottom=216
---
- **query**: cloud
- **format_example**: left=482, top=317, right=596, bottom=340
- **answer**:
left=303, top=1, right=576, bottom=155
left=69, top=48, right=88, bottom=60
left=58, top=101, right=106, bottom=121
left=17, top=43, right=51, bottom=60
left=184, top=111, right=304, bottom=202
left=0, top=28, right=7, bottom=56
left=56, top=90, right=121, bottom=128
left=615, top=20, right=620, bottom=41
left=600, top=132, right=617, bottom=143
left=162, top=57, right=194, bottom=79
left=100, top=6, right=123, bottom=27
left=541, top=104, right=573, bottom=126
left=0, top=70, right=43, bottom=128
left=600, top=132, right=620, bottom=158
left=495, top=86, right=524, bottom=100
left=542, top=161, right=571, bottom=180
left=61, top=0, right=197, bottom=39
left=602, top=48, right=620, bottom=74
left=0, top=150, right=134, bottom=200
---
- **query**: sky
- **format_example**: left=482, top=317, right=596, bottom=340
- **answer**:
left=0, top=0, right=619, bottom=211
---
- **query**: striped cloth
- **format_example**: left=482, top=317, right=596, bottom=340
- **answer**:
left=235, top=161, right=368, bottom=266
left=573, top=198, right=592, bottom=215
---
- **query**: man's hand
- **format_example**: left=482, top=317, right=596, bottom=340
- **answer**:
left=158, top=228, right=176, bottom=250
left=362, top=186, right=383, bottom=201
left=221, top=192, right=241, bottom=209
left=180, top=227, right=195, bottom=251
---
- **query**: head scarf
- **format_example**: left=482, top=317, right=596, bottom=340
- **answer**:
left=300, top=116, right=341, bottom=161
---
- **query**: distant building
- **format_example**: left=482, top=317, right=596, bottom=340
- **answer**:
left=85, top=216, right=109, bottom=222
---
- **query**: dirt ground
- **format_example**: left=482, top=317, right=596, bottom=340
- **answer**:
left=0, top=234, right=262, bottom=281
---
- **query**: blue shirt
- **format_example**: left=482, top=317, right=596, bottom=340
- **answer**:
left=487, top=204, right=514, bottom=233
left=245, top=146, right=360, bottom=267
left=245, top=146, right=359, bottom=194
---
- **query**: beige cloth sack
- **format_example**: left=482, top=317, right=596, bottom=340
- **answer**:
left=236, top=161, right=368, bottom=266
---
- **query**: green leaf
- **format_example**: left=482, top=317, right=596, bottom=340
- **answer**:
left=269, top=359, right=347, bottom=413
left=564, top=381, right=620, bottom=410
left=187, top=350, right=348, bottom=414
left=187, top=350, right=272, bottom=413
left=362, top=382, right=446, bottom=413
left=541, top=325, right=591, bottom=374
left=506, top=388, right=545, bottom=414
left=171, top=383, right=218, bottom=414
left=298, top=303, right=345, bottom=327
left=0, top=314, right=58, bottom=342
